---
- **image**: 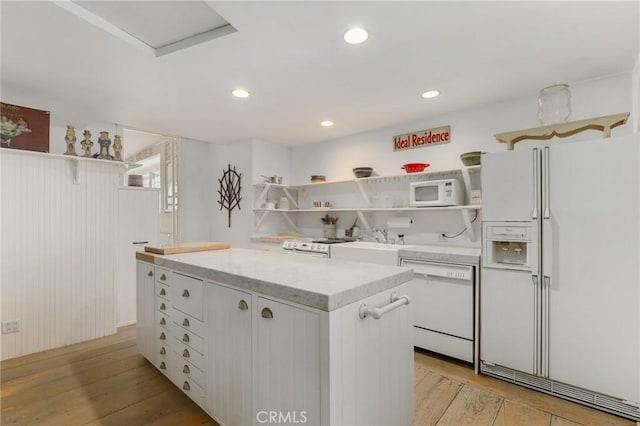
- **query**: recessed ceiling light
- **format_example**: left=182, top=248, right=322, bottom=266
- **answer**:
left=421, top=90, right=440, bottom=99
left=232, top=88, right=250, bottom=98
left=321, top=120, right=334, bottom=127
left=343, top=28, right=368, bottom=45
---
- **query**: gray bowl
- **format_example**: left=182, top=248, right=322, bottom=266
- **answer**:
left=353, top=167, right=373, bottom=178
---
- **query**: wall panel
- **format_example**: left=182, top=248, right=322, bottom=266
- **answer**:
left=1, top=150, right=121, bottom=360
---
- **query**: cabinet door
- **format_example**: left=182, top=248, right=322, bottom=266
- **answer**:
left=136, top=261, right=155, bottom=361
left=206, top=283, right=252, bottom=426
left=256, top=297, right=320, bottom=426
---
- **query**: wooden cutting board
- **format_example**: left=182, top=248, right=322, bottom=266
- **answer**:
left=144, top=242, right=230, bottom=255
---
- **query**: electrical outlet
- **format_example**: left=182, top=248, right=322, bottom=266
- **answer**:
left=2, top=320, right=19, bottom=334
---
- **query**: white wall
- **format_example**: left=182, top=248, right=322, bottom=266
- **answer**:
left=251, top=139, right=292, bottom=185
left=210, top=140, right=253, bottom=248
left=291, top=73, right=633, bottom=184
left=179, top=138, right=214, bottom=242
left=1, top=150, right=121, bottom=359
left=287, top=73, right=633, bottom=244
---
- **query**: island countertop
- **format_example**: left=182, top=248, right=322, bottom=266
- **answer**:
left=138, top=248, right=413, bottom=311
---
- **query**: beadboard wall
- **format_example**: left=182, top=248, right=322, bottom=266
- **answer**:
left=1, top=149, right=122, bottom=360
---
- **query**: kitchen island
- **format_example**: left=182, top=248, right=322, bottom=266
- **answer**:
left=136, top=248, right=414, bottom=426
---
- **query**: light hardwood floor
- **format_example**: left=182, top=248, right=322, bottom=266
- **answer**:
left=0, top=325, right=635, bottom=426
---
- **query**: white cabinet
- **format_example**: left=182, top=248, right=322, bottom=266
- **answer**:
left=154, top=267, right=172, bottom=377
left=255, top=297, right=321, bottom=426
left=136, top=261, right=155, bottom=361
left=206, top=282, right=253, bottom=426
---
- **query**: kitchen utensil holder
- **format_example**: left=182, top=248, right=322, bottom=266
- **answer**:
left=323, top=224, right=337, bottom=238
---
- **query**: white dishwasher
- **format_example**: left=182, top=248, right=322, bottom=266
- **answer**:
left=400, top=258, right=474, bottom=363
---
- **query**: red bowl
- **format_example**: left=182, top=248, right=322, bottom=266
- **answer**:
left=401, top=163, right=430, bottom=173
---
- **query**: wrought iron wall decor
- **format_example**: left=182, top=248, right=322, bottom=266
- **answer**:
left=217, top=164, right=242, bottom=227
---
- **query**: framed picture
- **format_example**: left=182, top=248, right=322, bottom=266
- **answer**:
left=1, top=102, right=50, bottom=153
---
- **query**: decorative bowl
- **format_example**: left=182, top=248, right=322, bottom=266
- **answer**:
left=353, top=167, right=373, bottom=178
left=460, top=151, right=481, bottom=166
left=401, top=163, right=430, bottom=173
left=310, top=175, right=326, bottom=183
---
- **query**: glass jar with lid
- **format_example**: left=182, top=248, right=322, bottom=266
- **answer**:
left=537, top=84, right=571, bottom=125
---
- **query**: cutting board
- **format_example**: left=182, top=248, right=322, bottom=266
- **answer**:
left=144, top=242, right=230, bottom=255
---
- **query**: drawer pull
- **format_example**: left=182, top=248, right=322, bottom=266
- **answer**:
left=238, top=299, right=249, bottom=310
left=182, top=318, right=190, bottom=327
left=160, top=361, right=166, bottom=370
left=183, top=349, right=190, bottom=358
left=159, top=288, right=166, bottom=296
left=261, top=307, right=274, bottom=319
left=182, top=333, right=190, bottom=343
left=147, top=271, right=153, bottom=277
left=160, top=273, right=167, bottom=281
left=182, top=289, right=190, bottom=298
left=160, top=347, right=166, bottom=355
left=160, top=332, right=166, bottom=340
left=183, top=381, right=191, bottom=391
left=160, top=303, right=166, bottom=310
left=183, top=364, right=190, bottom=374
left=160, top=317, right=166, bottom=325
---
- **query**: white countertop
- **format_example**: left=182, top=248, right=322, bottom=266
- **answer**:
left=153, top=248, right=413, bottom=312
left=399, top=244, right=481, bottom=264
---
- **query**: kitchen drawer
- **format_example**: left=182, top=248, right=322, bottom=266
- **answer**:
left=172, top=272, right=203, bottom=320
left=156, top=356, right=171, bottom=377
left=156, top=328, right=170, bottom=346
left=414, top=327, right=472, bottom=363
left=177, top=375, right=206, bottom=410
left=174, top=358, right=206, bottom=388
left=157, top=311, right=170, bottom=330
left=156, top=268, right=171, bottom=285
left=156, top=342, right=171, bottom=363
left=156, top=282, right=170, bottom=300
left=172, top=309, right=204, bottom=338
left=156, top=295, right=171, bottom=314
left=173, top=339, right=205, bottom=371
left=172, top=322, right=204, bottom=354
left=486, top=225, right=530, bottom=240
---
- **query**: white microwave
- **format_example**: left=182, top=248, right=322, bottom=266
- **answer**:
left=409, top=179, right=464, bottom=207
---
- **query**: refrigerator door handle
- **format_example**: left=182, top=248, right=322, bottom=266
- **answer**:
left=532, top=148, right=539, bottom=219
left=532, top=273, right=540, bottom=375
left=543, top=146, right=550, bottom=219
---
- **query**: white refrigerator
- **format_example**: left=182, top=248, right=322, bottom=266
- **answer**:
left=480, top=135, right=639, bottom=420
left=117, top=187, right=160, bottom=327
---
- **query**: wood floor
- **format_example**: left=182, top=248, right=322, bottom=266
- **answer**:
left=0, top=325, right=635, bottom=426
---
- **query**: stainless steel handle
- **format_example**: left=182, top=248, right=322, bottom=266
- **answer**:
left=182, top=333, right=190, bottom=342
left=160, top=273, right=167, bottom=281
left=160, top=332, right=166, bottom=340
left=238, top=299, right=248, bottom=310
left=183, top=381, right=190, bottom=391
left=182, top=318, right=190, bottom=327
left=160, top=303, right=166, bottom=310
left=183, top=349, right=190, bottom=358
left=147, top=271, right=153, bottom=277
left=261, top=307, right=273, bottom=319
left=359, top=292, right=411, bottom=320
left=159, top=288, right=166, bottom=296
left=532, top=273, right=539, bottom=375
left=160, top=317, right=165, bottom=325
left=132, top=241, right=149, bottom=245
left=543, top=146, right=550, bottom=219
left=532, top=148, right=539, bottom=219
left=160, top=361, right=166, bottom=370
left=182, top=289, right=190, bottom=298
left=183, top=364, right=190, bottom=374
left=160, top=347, right=166, bottom=355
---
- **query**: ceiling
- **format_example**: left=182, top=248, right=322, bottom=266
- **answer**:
left=1, top=1, right=638, bottom=147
